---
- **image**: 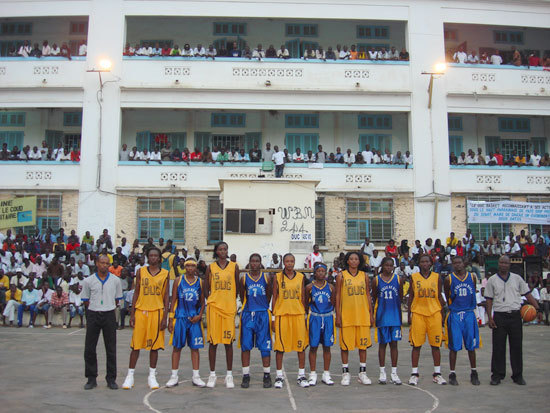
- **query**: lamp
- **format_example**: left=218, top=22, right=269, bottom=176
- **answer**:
left=87, top=58, right=112, bottom=87
left=422, top=62, right=447, bottom=109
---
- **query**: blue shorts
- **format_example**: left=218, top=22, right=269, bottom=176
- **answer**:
left=377, top=326, right=402, bottom=344
left=308, top=313, right=335, bottom=348
left=447, top=310, right=479, bottom=352
left=70, top=304, right=84, bottom=317
left=240, top=310, right=271, bottom=357
left=172, top=317, right=204, bottom=349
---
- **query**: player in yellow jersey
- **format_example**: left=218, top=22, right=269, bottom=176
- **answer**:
left=161, top=246, right=178, bottom=297
left=272, top=253, right=309, bottom=389
left=122, top=247, right=169, bottom=390
left=408, top=254, right=447, bottom=386
left=335, top=251, right=374, bottom=386
left=204, top=241, right=240, bottom=389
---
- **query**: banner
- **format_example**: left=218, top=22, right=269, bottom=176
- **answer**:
left=467, top=200, right=550, bottom=225
left=0, top=196, right=37, bottom=229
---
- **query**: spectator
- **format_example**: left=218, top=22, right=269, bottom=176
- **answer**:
left=490, top=50, right=503, bottom=65
left=453, top=46, right=467, bottom=63
left=17, top=282, right=39, bottom=328
left=253, top=44, right=265, bottom=60
left=70, top=147, right=80, bottom=162
left=467, top=50, right=479, bottom=64
left=229, top=42, right=241, bottom=57
left=265, top=45, right=277, bottom=58
left=339, top=45, right=350, bottom=60
left=206, top=44, right=217, bottom=60
left=50, top=43, right=60, bottom=56
left=277, top=44, right=290, bottom=59
left=68, top=276, right=85, bottom=328
left=272, top=145, right=285, bottom=178
left=47, top=285, right=69, bottom=328
left=326, top=46, right=337, bottom=61
left=370, top=250, right=383, bottom=275
left=315, top=145, right=327, bottom=163
left=79, top=41, right=87, bottom=56
left=124, top=43, right=135, bottom=56
left=528, top=53, right=541, bottom=67
left=169, top=44, right=181, bottom=56
left=242, top=45, right=252, bottom=59
left=399, top=48, right=409, bottom=61
left=29, top=43, right=42, bottom=57
left=2, top=284, right=22, bottom=326
left=18, top=40, right=31, bottom=57
left=151, top=42, right=161, bottom=56
left=60, top=43, right=71, bottom=60
left=343, top=148, right=355, bottom=167
left=41, top=40, right=51, bottom=56
left=161, top=142, right=172, bottom=161
left=262, top=142, right=274, bottom=162
left=292, top=148, right=305, bottom=163
left=512, top=49, right=522, bottom=66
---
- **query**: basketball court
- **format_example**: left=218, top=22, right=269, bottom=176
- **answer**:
left=1, top=324, right=548, bottom=412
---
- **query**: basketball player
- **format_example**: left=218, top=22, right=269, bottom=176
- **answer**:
left=335, top=251, right=374, bottom=386
left=122, top=247, right=169, bottom=389
left=372, top=257, right=403, bottom=385
left=204, top=242, right=240, bottom=388
left=306, top=262, right=335, bottom=386
left=166, top=258, right=206, bottom=388
left=272, top=253, right=309, bottom=388
left=408, top=254, right=447, bottom=385
left=444, top=255, right=480, bottom=385
left=239, top=253, right=272, bottom=388
left=161, top=246, right=178, bottom=296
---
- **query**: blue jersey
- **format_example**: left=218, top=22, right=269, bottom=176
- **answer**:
left=310, top=281, right=333, bottom=314
left=175, top=276, right=202, bottom=318
left=242, top=272, right=269, bottom=312
left=448, top=272, right=476, bottom=312
left=375, top=274, right=401, bottom=327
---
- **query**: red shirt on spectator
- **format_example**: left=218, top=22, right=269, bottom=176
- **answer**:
left=162, top=47, right=171, bottom=56
left=524, top=244, right=536, bottom=256
left=71, top=150, right=80, bottom=162
left=494, top=153, right=503, bottom=165
left=385, top=245, right=398, bottom=258
left=50, top=291, right=69, bottom=307
left=455, top=246, right=464, bottom=256
left=528, top=55, right=540, bottom=67
left=182, top=152, right=190, bottom=161
left=66, top=241, right=80, bottom=251
left=190, top=151, right=202, bottom=161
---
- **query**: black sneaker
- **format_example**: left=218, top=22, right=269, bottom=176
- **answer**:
left=513, top=376, right=526, bottom=385
left=241, top=374, right=250, bottom=388
left=470, top=371, right=480, bottom=386
left=84, top=379, right=97, bottom=390
left=490, top=377, right=501, bottom=386
left=107, top=381, right=119, bottom=390
left=263, top=373, right=272, bottom=388
left=449, top=372, right=458, bottom=386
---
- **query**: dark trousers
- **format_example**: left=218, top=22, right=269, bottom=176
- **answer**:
left=491, top=311, right=523, bottom=381
left=84, top=310, right=117, bottom=382
left=275, top=164, right=284, bottom=178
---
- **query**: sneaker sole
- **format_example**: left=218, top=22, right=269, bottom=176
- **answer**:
left=321, top=380, right=334, bottom=386
left=166, top=383, right=178, bottom=388
left=192, top=382, right=206, bottom=387
left=122, top=386, right=133, bottom=390
left=390, top=380, right=402, bottom=385
left=149, top=386, right=160, bottom=389
left=379, top=380, right=387, bottom=384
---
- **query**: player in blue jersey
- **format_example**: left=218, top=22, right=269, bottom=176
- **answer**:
left=371, top=257, right=404, bottom=385
left=166, top=258, right=206, bottom=388
left=239, top=253, right=273, bottom=389
left=305, top=262, right=335, bottom=386
left=444, top=255, right=480, bottom=386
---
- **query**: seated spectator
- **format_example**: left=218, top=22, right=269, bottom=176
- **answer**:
left=467, top=50, right=479, bottom=64
left=523, top=237, right=536, bottom=257
left=277, top=44, right=290, bottom=59
left=235, top=148, right=250, bottom=162
left=229, top=42, right=241, bottom=57
left=47, top=285, right=68, bottom=328
left=190, top=147, right=202, bottom=161
left=56, top=148, right=71, bottom=161
left=3, top=284, right=21, bottom=326
left=78, top=41, right=87, bottom=56
left=151, top=42, right=161, bottom=56
left=194, top=44, right=206, bottom=57
left=453, top=46, right=467, bottom=63
left=490, top=50, right=502, bottom=65
left=206, top=45, right=217, bottom=60
left=137, top=42, right=152, bottom=56
left=211, top=146, right=220, bottom=161
left=305, top=150, right=315, bottom=163
left=217, top=148, right=229, bottom=164
left=108, top=260, right=123, bottom=277
left=18, top=41, right=31, bottom=57
left=70, top=147, right=80, bottom=162
left=149, top=147, right=162, bottom=163
left=242, top=45, right=252, bottom=59
left=29, top=43, right=42, bottom=58
left=385, top=239, right=398, bottom=258
left=399, top=48, right=409, bottom=61
left=479, top=52, right=489, bottom=64
left=505, top=239, right=521, bottom=257
left=316, top=46, right=326, bottom=60
left=339, top=45, right=350, bottom=60
left=253, top=44, right=265, bottom=60
left=60, top=43, right=71, bottom=60
left=50, top=43, right=60, bottom=56
left=343, top=148, right=355, bottom=167
left=128, top=146, right=139, bottom=161
left=170, top=44, right=181, bottom=56
left=382, top=149, right=393, bottom=164
left=370, top=250, right=383, bottom=275
left=326, top=46, right=337, bottom=61
left=68, top=277, right=84, bottom=328
left=217, top=44, right=228, bottom=57
left=302, top=45, right=316, bottom=60
left=389, top=46, right=399, bottom=60
left=249, top=144, right=261, bottom=162
left=528, top=53, right=541, bottom=67
left=36, top=282, right=52, bottom=326
left=378, top=47, right=390, bottom=60
left=17, top=282, right=39, bottom=328
left=265, top=45, right=277, bottom=58
left=161, top=44, right=172, bottom=56
left=123, top=42, right=135, bottom=56
left=42, top=40, right=51, bottom=56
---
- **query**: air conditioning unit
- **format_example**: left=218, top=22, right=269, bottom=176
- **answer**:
left=256, top=209, right=273, bottom=234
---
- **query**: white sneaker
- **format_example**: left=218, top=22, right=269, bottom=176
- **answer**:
left=341, top=372, right=351, bottom=386
left=379, top=370, right=387, bottom=384
left=225, top=375, right=235, bottom=389
left=308, top=372, right=317, bottom=386
left=390, top=372, right=402, bottom=385
left=122, top=375, right=134, bottom=389
left=192, top=376, right=206, bottom=387
left=274, top=377, right=284, bottom=389
left=148, top=374, right=160, bottom=389
left=165, top=375, right=179, bottom=388
left=322, top=372, right=334, bottom=386
left=358, top=372, right=372, bottom=385
left=408, top=375, right=419, bottom=386
left=206, top=374, right=216, bottom=388
left=43, top=324, right=50, bottom=329
left=297, top=375, right=309, bottom=388
left=28, top=324, right=34, bottom=329
left=433, top=374, right=447, bottom=385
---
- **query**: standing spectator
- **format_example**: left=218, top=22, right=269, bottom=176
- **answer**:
left=42, top=40, right=51, bottom=56
left=262, top=142, right=274, bottom=162
left=453, top=47, right=467, bottom=63
left=206, top=45, right=217, bottom=60
left=343, top=148, right=355, bottom=167
left=18, top=40, right=31, bottom=57
left=272, top=146, right=285, bottom=178
left=50, top=43, right=60, bottom=56
left=119, top=144, right=130, bottom=161
left=79, top=41, right=87, bottom=56
left=265, top=45, right=277, bottom=58
left=277, top=45, right=290, bottom=59
left=304, top=244, right=323, bottom=269
left=315, top=145, right=327, bottom=163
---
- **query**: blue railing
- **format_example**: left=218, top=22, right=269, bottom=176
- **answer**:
left=118, top=161, right=412, bottom=168
left=0, top=160, right=79, bottom=164
left=448, top=63, right=548, bottom=71
left=450, top=165, right=549, bottom=170
left=0, top=56, right=86, bottom=61
left=122, top=56, right=410, bottom=65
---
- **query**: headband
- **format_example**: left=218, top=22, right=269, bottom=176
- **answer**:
left=314, top=262, right=327, bottom=271
left=184, top=258, right=197, bottom=266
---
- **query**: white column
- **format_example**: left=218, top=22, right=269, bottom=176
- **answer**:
left=77, top=0, right=124, bottom=236
left=408, top=1, right=452, bottom=242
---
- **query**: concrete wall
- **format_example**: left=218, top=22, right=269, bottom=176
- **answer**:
left=60, top=191, right=78, bottom=230
left=115, top=194, right=138, bottom=244
left=451, top=194, right=467, bottom=238
left=393, top=195, right=415, bottom=243
left=322, top=194, right=346, bottom=259
left=185, top=194, right=208, bottom=251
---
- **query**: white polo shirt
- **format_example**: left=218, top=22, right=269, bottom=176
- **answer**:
left=81, top=273, right=123, bottom=312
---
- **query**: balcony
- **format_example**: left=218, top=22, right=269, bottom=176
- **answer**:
left=116, top=161, right=414, bottom=193
left=0, top=160, right=80, bottom=190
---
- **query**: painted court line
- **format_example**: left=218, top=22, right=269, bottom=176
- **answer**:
left=68, top=328, right=84, bottom=336
left=404, top=383, right=440, bottom=413
left=283, top=369, right=297, bottom=411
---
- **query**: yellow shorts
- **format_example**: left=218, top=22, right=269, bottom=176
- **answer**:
left=131, top=309, right=165, bottom=350
left=339, top=325, right=371, bottom=350
left=274, top=314, right=308, bottom=352
left=409, top=312, right=443, bottom=347
left=207, top=306, right=236, bottom=345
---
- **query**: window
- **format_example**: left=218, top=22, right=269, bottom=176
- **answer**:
left=466, top=195, right=510, bottom=242
left=225, top=209, right=256, bottom=234
left=0, top=131, right=23, bottom=150
left=531, top=137, right=547, bottom=155
left=212, top=134, right=243, bottom=150
left=485, top=136, right=501, bottom=156
left=346, top=199, right=393, bottom=243
left=64, top=134, right=81, bottom=150
left=194, top=132, right=211, bottom=152
left=358, top=134, right=392, bottom=152
left=356, top=25, right=389, bottom=39
left=69, top=21, right=88, bottom=35
left=448, top=116, right=462, bottom=131
left=448, top=136, right=463, bottom=156
left=0, top=40, right=29, bottom=56
left=0, top=22, right=32, bottom=35
left=208, top=196, right=223, bottom=245
left=21, top=195, right=61, bottom=236
left=315, top=197, right=325, bottom=246
left=444, top=29, right=458, bottom=41
left=138, top=198, right=185, bottom=242
left=526, top=196, right=550, bottom=236
left=285, top=133, right=319, bottom=153
left=0, top=112, right=25, bottom=127
left=136, top=131, right=186, bottom=151
left=285, top=114, right=319, bottom=128
left=498, top=117, right=530, bottom=133
left=501, top=139, right=529, bottom=158
left=358, top=114, right=392, bottom=129
left=285, top=23, right=318, bottom=37
left=494, top=30, right=524, bottom=44
left=63, top=112, right=82, bottom=127
left=213, top=22, right=246, bottom=36
left=211, top=113, right=246, bottom=128
left=140, top=39, right=173, bottom=48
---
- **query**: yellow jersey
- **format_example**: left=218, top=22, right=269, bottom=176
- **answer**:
left=0, top=276, right=9, bottom=289
left=6, top=288, right=22, bottom=302
left=176, top=265, right=186, bottom=277
left=273, top=271, right=305, bottom=316
left=161, top=251, right=177, bottom=280
left=410, top=272, right=441, bottom=316
left=207, top=261, right=237, bottom=316
left=135, top=267, right=169, bottom=311
left=340, top=270, right=370, bottom=327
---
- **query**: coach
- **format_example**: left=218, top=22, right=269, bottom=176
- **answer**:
left=485, top=255, right=541, bottom=386
left=82, top=254, right=123, bottom=390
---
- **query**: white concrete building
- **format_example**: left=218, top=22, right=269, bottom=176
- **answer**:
left=0, top=0, right=549, bottom=265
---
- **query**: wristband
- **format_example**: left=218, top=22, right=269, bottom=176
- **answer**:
left=271, top=315, right=275, bottom=321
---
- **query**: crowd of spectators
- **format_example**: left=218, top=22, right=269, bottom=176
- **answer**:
left=9, top=40, right=87, bottom=60
left=0, top=141, right=80, bottom=162
left=450, top=147, right=550, bottom=167
left=119, top=142, right=413, bottom=168
left=123, top=41, right=410, bottom=62
left=448, top=46, right=550, bottom=67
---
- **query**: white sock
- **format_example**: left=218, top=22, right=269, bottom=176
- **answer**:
left=171, top=369, right=178, bottom=377
left=242, top=366, right=250, bottom=375
left=412, top=367, right=418, bottom=375
left=450, top=370, right=455, bottom=374
left=193, top=369, right=200, bottom=378
left=434, top=366, right=441, bottom=374
left=360, top=363, right=366, bottom=368
left=149, top=367, right=156, bottom=376
left=127, top=368, right=135, bottom=376
left=210, top=370, right=216, bottom=376
left=342, top=363, right=349, bottom=369
left=226, top=370, right=233, bottom=377
left=471, top=368, right=476, bottom=371
left=310, top=370, right=316, bottom=375
left=263, top=367, right=271, bottom=374
left=379, top=367, right=385, bottom=373
left=391, top=367, right=397, bottom=374
left=276, top=369, right=284, bottom=378
left=323, top=370, right=330, bottom=375
left=298, top=368, right=305, bottom=376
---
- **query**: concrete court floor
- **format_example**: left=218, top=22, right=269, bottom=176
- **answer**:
left=0, top=324, right=549, bottom=413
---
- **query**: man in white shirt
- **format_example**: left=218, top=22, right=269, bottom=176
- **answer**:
left=339, top=46, right=350, bottom=60
left=32, top=256, right=47, bottom=279
left=42, top=41, right=51, bottom=56
left=505, top=240, right=521, bottom=256
left=193, top=44, right=206, bottom=57
left=360, top=237, right=375, bottom=259
left=368, top=47, right=378, bottom=60
left=277, top=45, right=290, bottom=59
left=530, top=150, right=541, bottom=166
left=139, top=148, right=150, bottom=162
left=377, top=48, right=390, bottom=60
left=78, top=42, right=87, bottom=56
left=372, top=151, right=382, bottom=164
left=453, top=47, right=467, bottom=63
left=206, top=45, right=217, bottom=59
left=28, top=146, right=42, bottom=160
left=118, top=237, right=131, bottom=257
left=467, top=51, right=479, bottom=64
left=361, top=145, right=374, bottom=164
left=404, top=150, right=413, bottom=165
left=56, top=148, right=71, bottom=161
left=40, top=141, right=49, bottom=160
left=465, top=150, right=476, bottom=164
left=41, top=249, right=55, bottom=265
left=405, top=261, right=420, bottom=278
left=73, top=260, right=90, bottom=277
left=490, top=51, right=503, bottom=65
left=18, top=41, right=31, bottom=57
left=343, top=149, right=355, bottom=167
left=211, top=147, right=220, bottom=161
left=292, top=148, right=305, bottom=162
left=253, top=44, right=265, bottom=60
left=304, top=244, right=324, bottom=269
left=272, top=145, right=286, bottom=178
left=382, top=150, right=393, bottom=164
left=52, top=143, right=64, bottom=159
left=149, top=148, right=162, bottom=163
left=50, top=43, right=60, bottom=56
left=389, top=46, right=399, bottom=60
left=369, top=250, right=383, bottom=275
